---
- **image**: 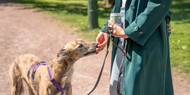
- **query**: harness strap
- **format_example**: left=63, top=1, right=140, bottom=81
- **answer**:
left=27, top=61, right=67, bottom=95
left=47, top=65, right=68, bottom=95
left=27, top=63, right=39, bottom=79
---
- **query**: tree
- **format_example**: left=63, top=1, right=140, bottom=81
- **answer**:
left=88, top=0, right=99, bottom=29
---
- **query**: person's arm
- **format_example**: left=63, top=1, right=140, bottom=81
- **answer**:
left=96, top=4, right=116, bottom=53
left=124, top=0, right=172, bottom=46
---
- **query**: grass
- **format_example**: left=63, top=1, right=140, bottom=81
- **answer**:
left=13, top=0, right=190, bottom=80
left=13, top=0, right=111, bottom=41
left=169, top=0, right=190, bottom=80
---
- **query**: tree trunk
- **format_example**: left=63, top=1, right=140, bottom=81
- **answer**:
left=88, top=0, right=99, bottom=29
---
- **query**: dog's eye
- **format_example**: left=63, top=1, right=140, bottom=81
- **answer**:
left=78, top=44, right=84, bottom=48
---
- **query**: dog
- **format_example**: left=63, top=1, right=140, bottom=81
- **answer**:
left=9, top=39, right=98, bottom=95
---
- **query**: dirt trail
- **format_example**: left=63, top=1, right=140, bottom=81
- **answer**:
left=0, top=0, right=189, bottom=95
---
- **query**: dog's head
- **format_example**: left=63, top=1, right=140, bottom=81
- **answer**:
left=57, top=39, right=98, bottom=63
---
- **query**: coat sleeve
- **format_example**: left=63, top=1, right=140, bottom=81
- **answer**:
left=101, top=20, right=109, bottom=34
left=124, top=0, right=172, bottom=46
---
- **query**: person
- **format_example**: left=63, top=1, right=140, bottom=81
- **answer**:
left=96, top=0, right=174, bottom=95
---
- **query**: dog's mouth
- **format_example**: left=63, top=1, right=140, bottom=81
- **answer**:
left=83, top=43, right=98, bottom=56
left=84, top=50, right=96, bottom=56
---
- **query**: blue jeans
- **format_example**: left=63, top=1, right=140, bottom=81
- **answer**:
left=109, top=38, right=126, bottom=95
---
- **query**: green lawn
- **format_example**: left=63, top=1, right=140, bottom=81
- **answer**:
left=14, top=0, right=190, bottom=80
left=14, top=0, right=111, bottom=40
left=169, top=0, right=190, bottom=80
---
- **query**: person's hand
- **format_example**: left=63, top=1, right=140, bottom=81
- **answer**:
left=96, top=31, right=109, bottom=54
left=108, top=20, right=129, bottom=38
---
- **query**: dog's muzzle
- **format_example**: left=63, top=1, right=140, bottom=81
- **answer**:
left=84, top=43, right=98, bottom=56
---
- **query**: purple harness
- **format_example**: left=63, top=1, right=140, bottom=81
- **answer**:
left=27, top=61, right=68, bottom=95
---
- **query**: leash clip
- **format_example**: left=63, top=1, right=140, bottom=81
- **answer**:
left=106, top=27, right=114, bottom=34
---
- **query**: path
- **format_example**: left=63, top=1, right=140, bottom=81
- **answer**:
left=0, top=0, right=189, bottom=95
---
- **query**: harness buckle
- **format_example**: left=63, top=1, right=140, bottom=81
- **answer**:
left=50, top=78, right=55, bottom=82
left=40, top=61, right=46, bottom=63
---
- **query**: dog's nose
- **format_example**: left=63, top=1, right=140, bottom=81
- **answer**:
left=94, top=43, right=98, bottom=47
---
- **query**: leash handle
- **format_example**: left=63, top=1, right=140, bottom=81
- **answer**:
left=87, top=36, right=111, bottom=95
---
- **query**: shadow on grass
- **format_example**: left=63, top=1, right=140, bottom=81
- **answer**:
left=170, top=0, right=190, bottom=23
left=15, top=0, right=190, bottom=23
left=0, top=0, right=12, bottom=3
left=14, top=0, right=112, bottom=18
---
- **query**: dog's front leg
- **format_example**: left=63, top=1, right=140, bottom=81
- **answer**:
left=39, top=88, right=48, bottom=95
left=39, top=84, right=50, bottom=95
left=65, top=82, right=72, bottom=95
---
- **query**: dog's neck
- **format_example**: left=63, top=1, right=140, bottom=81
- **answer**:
left=48, top=57, right=77, bottom=83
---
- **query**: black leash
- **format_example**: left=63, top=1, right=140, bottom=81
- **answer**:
left=87, top=33, right=111, bottom=95
left=87, top=27, right=127, bottom=95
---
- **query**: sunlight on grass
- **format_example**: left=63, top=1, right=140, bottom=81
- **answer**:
left=169, top=0, right=190, bottom=79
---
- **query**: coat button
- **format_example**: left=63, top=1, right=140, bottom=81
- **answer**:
left=134, top=26, right=138, bottom=31
left=139, top=31, right=143, bottom=35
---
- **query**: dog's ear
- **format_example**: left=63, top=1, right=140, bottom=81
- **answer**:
left=57, top=49, right=69, bottom=63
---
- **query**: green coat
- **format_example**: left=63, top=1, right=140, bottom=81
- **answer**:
left=101, top=0, right=174, bottom=95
